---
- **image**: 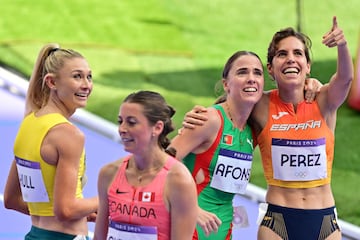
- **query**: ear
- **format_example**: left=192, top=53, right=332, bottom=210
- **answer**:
left=306, top=62, right=311, bottom=75
left=267, top=63, right=275, bottom=80
left=222, top=78, right=229, bottom=93
left=152, top=120, right=164, bottom=137
left=44, top=73, right=56, bottom=90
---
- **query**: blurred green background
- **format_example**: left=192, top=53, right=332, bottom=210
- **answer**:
left=0, top=0, right=359, bottom=226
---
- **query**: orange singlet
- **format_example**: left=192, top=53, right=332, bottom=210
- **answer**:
left=257, top=90, right=334, bottom=188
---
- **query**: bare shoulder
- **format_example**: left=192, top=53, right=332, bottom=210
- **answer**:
left=198, top=106, right=221, bottom=131
left=260, top=90, right=271, bottom=103
left=41, top=122, right=84, bottom=165
left=315, top=84, right=329, bottom=108
left=172, top=106, right=220, bottom=150
left=165, top=159, right=197, bottom=210
left=253, top=91, right=270, bottom=111
left=167, top=160, right=194, bottom=186
left=50, top=122, right=84, bottom=142
left=98, top=158, right=124, bottom=182
left=314, top=84, right=338, bottom=130
left=207, top=107, right=221, bottom=121
left=251, top=91, right=270, bottom=131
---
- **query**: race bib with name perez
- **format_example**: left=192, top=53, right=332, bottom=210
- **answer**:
left=271, top=138, right=327, bottom=181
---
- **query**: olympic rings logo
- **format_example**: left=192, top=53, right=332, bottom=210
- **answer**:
left=294, top=171, right=307, bottom=178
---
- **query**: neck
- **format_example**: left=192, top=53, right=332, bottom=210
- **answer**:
left=132, top=149, right=166, bottom=170
left=224, top=101, right=251, bottom=130
left=131, top=153, right=166, bottom=183
left=277, top=84, right=305, bottom=103
left=39, top=100, right=75, bottom=119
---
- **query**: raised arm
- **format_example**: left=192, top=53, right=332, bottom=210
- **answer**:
left=319, top=16, right=354, bottom=112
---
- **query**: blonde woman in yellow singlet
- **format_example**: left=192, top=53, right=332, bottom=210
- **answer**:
left=4, top=43, right=98, bottom=240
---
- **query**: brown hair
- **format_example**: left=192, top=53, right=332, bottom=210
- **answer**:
left=215, top=50, right=263, bottom=104
left=267, top=27, right=312, bottom=65
left=123, top=90, right=176, bottom=149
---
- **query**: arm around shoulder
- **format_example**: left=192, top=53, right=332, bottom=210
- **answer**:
left=169, top=107, right=220, bottom=160
left=250, top=92, right=270, bottom=135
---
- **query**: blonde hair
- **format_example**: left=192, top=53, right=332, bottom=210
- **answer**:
left=25, top=43, right=84, bottom=115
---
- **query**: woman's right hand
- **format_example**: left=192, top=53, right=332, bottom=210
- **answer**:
left=182, top=105, right=208, bottom=129
left=304, top=78, right=323, bottom=103
left=197, top=206, right=222, bottom=236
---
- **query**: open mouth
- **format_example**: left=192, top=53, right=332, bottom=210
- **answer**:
left=243, top=87, right=257, bottom=92
left=75, top=92, right=89, bottom=98
left=283, top=67, right=300, bottom=74
left=121, top=137, right=134, bottom=143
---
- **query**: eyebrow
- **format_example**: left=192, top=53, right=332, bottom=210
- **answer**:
left=237, top=67, right=248, bottom=71
left=276, top=48, right=304, bottom=53
left=237, top=67, right=262, bottom=72
left=71, top=69, right=91, bottom=74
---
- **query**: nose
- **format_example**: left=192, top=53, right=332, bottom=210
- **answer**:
left=247, top=78, right=256, bottom=84
left=247, top=72, right=257, bottom=84
left=286, top=53, right=296, bottom=64
left=81, top=78, right=93, bottom=89
left=118, top=123, right=124, bottom=132
left=118, top=122, right=127, bottom=135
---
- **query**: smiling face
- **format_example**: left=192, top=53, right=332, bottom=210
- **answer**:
left=118, top=102, right=160, bottom=154
left=118, top=90, right=175, bottom=154
left=223, top=54, right=264, bottom=105
left=46, top=57, right=93, bottom=112
left=267, top=36, right=311, bottom=88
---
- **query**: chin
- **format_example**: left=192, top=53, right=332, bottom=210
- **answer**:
left=245, top=96, right=260, bottom=104
left=77, top=102, right=88, bottom=108
left=123, top=147, right=133, bottom=153
left=122, top=144, right=135, bottom=152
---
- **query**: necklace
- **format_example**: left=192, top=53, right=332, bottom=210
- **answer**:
left=225, top=102, right=243, bottom=145
left=225, top=102, right=235, bottom=131
left=134, top=162, right=164, bottom=183
left=225, top=102, right=233, bottom=121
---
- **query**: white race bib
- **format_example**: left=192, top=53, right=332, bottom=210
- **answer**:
left=210, top=148, right=252, bottom=194
left=107, top=221, right=157, bottom=240
left=271, top=138, right=327, bottom=181
left=15, top=157, right=49, bottom=202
